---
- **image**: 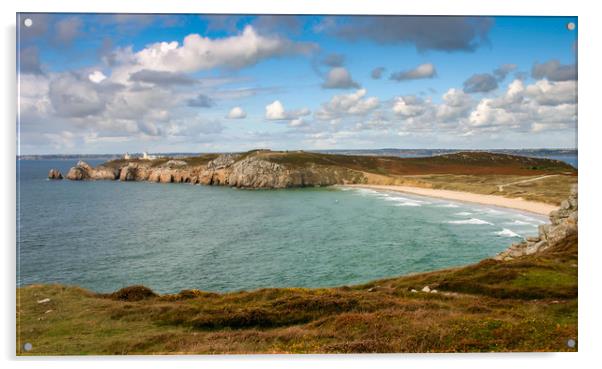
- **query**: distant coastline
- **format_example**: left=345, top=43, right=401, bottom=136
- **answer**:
left=18, top=148, right=578, bottom=167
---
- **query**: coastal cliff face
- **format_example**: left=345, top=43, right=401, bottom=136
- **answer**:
left=494, top=184, right=578, bottom=261
left=61, top=150, right=577, bottom=190
left=63, top=152, right=367, bottom=189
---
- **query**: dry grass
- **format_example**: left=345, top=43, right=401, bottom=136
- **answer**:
left=389, top=174, right=577, bottom=205
left=17, top=234, right=577, bottom=355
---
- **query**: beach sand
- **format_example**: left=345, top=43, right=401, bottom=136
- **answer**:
left=343, top=184, right=558, bottom=216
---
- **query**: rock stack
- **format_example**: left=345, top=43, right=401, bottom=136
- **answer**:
left=494, top=184, right=577, bottom=260
left=47, top=169, right=63, bottom=180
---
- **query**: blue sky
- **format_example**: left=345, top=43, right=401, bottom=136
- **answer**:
left=17, top=14, right=577, bottom=154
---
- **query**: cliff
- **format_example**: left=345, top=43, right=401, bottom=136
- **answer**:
left=60, top=150, right=576, bottom=190
left=494, top=184, right=578, bottom=260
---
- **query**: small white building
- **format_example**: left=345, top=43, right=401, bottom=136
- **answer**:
left=123, top=152, right=131, bottom=160
left=142, top=151, right=157, bottom=160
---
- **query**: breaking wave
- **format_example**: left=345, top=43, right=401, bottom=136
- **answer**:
left=447, top=218, right=493, bottom=225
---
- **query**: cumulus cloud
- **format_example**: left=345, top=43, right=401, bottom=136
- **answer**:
left=333, top=16, right=493, bottom=53
left=371, top=67, right=386, bottom=79
left=493, top=63, right=517, bottom=81
left=463, top=73, right=498, bottom=93
left=88, top=71, right=107, bottom=84
left=19, top=73, right=52, bottom=119
left=187, top=94, right=215, bottom=108
left=129, top=69, right=197, bottom=86
left=265, top=100, right=310, bottom=121
left=390, top=63, right=436, bottom=82
left=524, top=79, right=577, bottom=106
left=466, top=78, right=576, bottom=132
left=49, top=73, right=106, bottom=118
left=226, top=106, right=247, bottom=119
left=532, top=60, right=577, bottom=81
left=436, top=88, right=473, bottom=121
left=130, top=26, right=315, bottom=73
left=315, top=89, right=379, bottom=121
left=469, top=98, right=516, bottom=127
left=392, top=96, right=430, bottom=117
left=322, top=67, right=360, bottom=89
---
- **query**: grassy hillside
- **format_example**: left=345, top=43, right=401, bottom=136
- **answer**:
left=259, top=150, right=576, bottom=176
left=17, top=233, right=577, bottom=355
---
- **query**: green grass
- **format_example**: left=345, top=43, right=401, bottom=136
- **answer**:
left=17, top=233, right=577, bottom=355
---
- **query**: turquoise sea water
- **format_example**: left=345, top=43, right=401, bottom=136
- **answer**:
left=17, top=159, right=548, bottom=294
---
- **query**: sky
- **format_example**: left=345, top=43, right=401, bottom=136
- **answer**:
left=17, top=14, right=578, bottom=154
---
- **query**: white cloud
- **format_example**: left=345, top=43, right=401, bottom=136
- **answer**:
left=436, top=88, right=473, bottom=121
left=524, top=79, right=577, bottom=106
left=88, top=70, right=107, bottom=84
left=466, top=78, right=577, bottom=132
left=131, top=26, right=314, bottom=74
left=19, top=73, right=52, bottom=118
left=226, top=106, right=247, bottom=119
left=392, top=96, right=429, bottom=117
left=265, top=100, right=310, bottom=121
left=469, top=98, right=516, bottom=127
left=265, top=100, right=286, bottom=120
left=315, top=89, right=379, bottom=121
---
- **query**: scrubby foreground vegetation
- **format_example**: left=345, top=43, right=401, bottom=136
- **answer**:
left=17, top=232, right=577, bottom=355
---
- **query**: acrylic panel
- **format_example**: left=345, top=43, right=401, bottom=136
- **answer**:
left=16, top=13, right=578, bottom=355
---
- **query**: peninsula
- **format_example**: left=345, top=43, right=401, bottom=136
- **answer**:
left=49, top=150, right=577, bottom=210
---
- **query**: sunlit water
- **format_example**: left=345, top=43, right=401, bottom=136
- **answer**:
left=17, top=159, right=548, bottom=294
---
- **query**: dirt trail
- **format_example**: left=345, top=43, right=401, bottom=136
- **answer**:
left=497, top=175, right=559, bottom=192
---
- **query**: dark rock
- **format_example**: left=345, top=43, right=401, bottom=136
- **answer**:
left=48, top=169, right=63, bottom=180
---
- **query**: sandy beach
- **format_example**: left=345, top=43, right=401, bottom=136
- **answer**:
left=343, top=184, right=558, bottom=216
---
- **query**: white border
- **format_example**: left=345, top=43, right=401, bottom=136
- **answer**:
left=3, top=1, right=601, bottom=368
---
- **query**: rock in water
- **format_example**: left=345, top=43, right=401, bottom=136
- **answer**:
left=66, top=167, right=87, bottom=180
left=66, top=161, right=93, bottom=180
left=48, top=169, right=63, bottom=180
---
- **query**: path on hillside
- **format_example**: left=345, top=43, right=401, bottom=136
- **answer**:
left=497, top=175, right=559, bottom=192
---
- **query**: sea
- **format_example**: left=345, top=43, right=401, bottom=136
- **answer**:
left=17, top=156, right=573, bottom=294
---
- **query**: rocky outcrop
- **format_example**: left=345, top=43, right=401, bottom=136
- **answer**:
left=494, top=184, right=577, bottom=260
left=119, top=165, right=137, bottom=181
left=48, top=169, right=63, bottom=180
left=90, top=166, right=119, bottom=180
left=66, top=161, right=90, bottom=180
left=66, top=161, right=118, bottom=181
left=61, top=153, right=366, bottom=189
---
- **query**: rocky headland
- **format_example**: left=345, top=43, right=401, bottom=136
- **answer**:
left=494, top=184, right=578, bottom=260
left=50, top=150, right=576, bottom=190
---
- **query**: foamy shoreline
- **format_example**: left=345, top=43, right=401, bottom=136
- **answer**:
left=341, top=184, right=558, bottom=216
